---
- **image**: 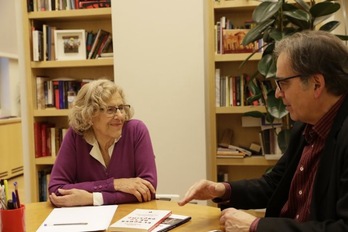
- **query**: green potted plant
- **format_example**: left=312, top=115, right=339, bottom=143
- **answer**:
left=241, top=0, right=348, bottom=152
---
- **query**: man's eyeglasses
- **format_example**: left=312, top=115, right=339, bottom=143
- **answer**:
left=274, top=74, right=302, bottom=91
left=103, top=105, right=130, bottom=117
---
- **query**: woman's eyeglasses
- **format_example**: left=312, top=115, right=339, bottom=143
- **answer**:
left=103, top=105, right=130, bottom=117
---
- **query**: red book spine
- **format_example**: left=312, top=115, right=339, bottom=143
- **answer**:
left=34, top=121, right=42, bottom=158
left=41, top=123, right=47, bottom=157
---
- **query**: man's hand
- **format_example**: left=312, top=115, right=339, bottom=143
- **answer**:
left=178, top=179, right=226, bottom=206
left=113, top=177, right=156, bottom=202
left=49, top=188, right=93, bottom=207
left=220, top=208, right=257, bottom=232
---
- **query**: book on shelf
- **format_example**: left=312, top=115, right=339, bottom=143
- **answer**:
left=259, top=126, right=282, bottom=156
left=108, top=209, right=172, bottom=232
left=27, top=0, right=111, bottom=12
left=87, top=29, right=111, bottom=59
left=216, top=73, right=258, bottom=107
left=32, top=30, right=43, bottom=61
left=38, top=168, right=51, bottom=202
left=217, top=148, right=246, bottom=159
left=152, top=214, right=191, bottom=232
left=222, top=29, right=257, bottom=54
left=36, top=77, right=84, bottom=109
left=78, top=0, right=111, bottom=9
left=36, top=76, right=49, bottom=109
left=217, top=146, right=251, bottom=159
left=34, top=121, right=67, bottom=158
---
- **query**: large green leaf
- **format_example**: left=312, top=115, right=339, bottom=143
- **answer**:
left=293, top=0, right=310, bottom=12
left=258, top=54, right=276, bottom=78
left=266, top=91, right=288, bottom=119
left=319, top=20, right=340, bottom=32
left=336, top=34, right=348, bottom=41
left=281, top=6, right=312, bottom=29
left=268, top=29, right=284, bottom=41
left=313, top=14, right=335, bottom=27
left=252, top=1, right=281, bottom=23
left=278, top=129, right=291, bottom=153
left=247, top=77, right=261, bottom=96
left=310, top=2, right=340, bottom=17
left=283, top=9, right=311, bottom=22
left=242, top=19, right=275, bottom=45
left=243, top=111, right=265, bottom=118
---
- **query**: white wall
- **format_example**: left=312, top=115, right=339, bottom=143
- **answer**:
left=0, top=1, right=21, bottom=117
left=112, top=1, right=208, bottom=202
left=0, top=0, right=18, bottom=57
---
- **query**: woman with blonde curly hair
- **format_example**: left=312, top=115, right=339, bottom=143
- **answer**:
left=48, top=79, right=157, bottom=207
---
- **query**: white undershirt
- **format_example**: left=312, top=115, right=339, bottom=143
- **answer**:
left=85, top=134, right=120, bottom=205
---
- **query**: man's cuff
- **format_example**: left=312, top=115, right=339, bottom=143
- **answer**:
left=249, top=218, right=260, bottom=232
left=93, top=192, right=104, bottom=206
left=212, top=182, right=231, bottom=203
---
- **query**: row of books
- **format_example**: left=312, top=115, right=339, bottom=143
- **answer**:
left=36, top=77, right=90, bottom=110
left=34, top=121, right=68, bottom=158
left=216, top=123, right=282, bottom=159
left=27, top=0, right=111, bottom=12
left=32, top=26, right=112, bottom=61
left=215, top=70, right=262, bottom=107
left=38, top=169, right=51, bottom=202
left=215, top=16, right=263, bottom=54
left=259, top=126, right=282, bottom=156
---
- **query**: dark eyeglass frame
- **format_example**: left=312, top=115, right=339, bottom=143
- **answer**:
left=274, top=74, right=302, bottom=91
left=104, top=104, right=131, bottom=117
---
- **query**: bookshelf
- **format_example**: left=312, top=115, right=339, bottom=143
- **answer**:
left=22, top=1, right=114, bottom=202
left=207, top=0, right=279, bottom=185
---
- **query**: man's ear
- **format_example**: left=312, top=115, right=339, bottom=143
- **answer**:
left=312, top=74, right=325, bottom=97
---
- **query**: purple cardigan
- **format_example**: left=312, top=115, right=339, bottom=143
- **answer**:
left=48, top=119, right=157, bottom=205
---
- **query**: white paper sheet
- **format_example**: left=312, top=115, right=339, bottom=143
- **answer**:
left=37, top=205, right=118, bottom=232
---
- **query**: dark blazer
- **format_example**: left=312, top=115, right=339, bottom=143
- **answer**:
left=225, top=95, right=348, bottom=231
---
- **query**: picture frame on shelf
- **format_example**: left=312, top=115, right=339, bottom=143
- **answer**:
left=54, top=29, right=86, bottom=60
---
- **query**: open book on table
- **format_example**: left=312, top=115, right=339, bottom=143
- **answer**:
left=152, top=214, right=191, bottom=232
left=108, top=209, right=172, bottom=232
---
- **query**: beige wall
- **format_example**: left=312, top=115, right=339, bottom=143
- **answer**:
left=112, top=1, right=208, bottom=202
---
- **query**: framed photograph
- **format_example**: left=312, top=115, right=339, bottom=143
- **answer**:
left=54, top=29, right=86, bottom=60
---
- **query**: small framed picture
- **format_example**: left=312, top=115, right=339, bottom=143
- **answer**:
left=54, top=29, right=86, bottom=60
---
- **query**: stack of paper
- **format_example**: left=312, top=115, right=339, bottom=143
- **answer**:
left=37, top=205, right=118, bottom=232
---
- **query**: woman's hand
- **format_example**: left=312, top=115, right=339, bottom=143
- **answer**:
left=49, top=188, right=93, bottom=207
left=113, top=177, right=156, bottom=202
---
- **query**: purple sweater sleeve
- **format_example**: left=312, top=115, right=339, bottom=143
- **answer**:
left=48, top=119, right=157, bottom=205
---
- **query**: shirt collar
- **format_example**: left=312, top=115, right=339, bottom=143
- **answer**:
left=304, top=95, right=345, bottom=143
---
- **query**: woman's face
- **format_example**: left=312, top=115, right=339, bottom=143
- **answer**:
left=91, top=92, right=126, bottom=143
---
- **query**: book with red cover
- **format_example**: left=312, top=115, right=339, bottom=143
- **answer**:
left=34, top=121, right=42, bottom=158
left=108, top=209, right=172, bottom=232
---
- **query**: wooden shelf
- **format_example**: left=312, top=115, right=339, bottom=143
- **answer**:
left=31, top=58, right=113, bottom=68
left=214, top=0, right=304, bottom=10
left=28, top=8, right=111, bottom=20
left=35, top=156, right=56, bottom=165
left=217, top=156, right=278, bottom=166
left=33, top=109, right=70, bottom=117
left=23, top=1, right=114, bottom=202
left=207, top=0, right=274, bottom=184
left=216, top=105, right=266, bottom=114
left=215, top=52, right=262, bottom=62
left=214, top=0, right=260, bottom=10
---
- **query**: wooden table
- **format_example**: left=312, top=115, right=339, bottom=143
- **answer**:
left=25, top=200, right=223, bottom=232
